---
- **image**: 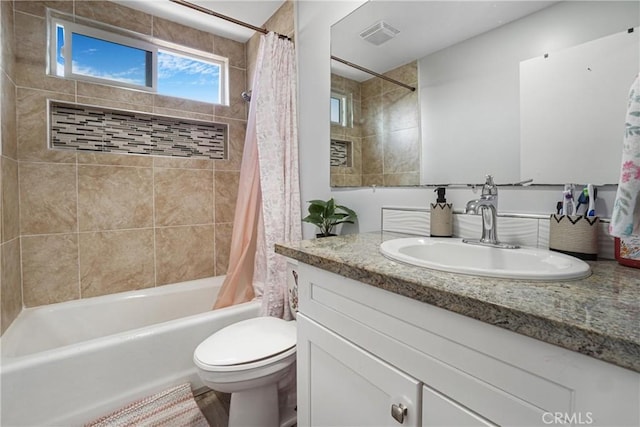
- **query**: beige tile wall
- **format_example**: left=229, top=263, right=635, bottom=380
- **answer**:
left=2, top=0, right=23, bottom=334
left=331, top=73, right=363, bottom=187
left=364, top=61, right=420, bottom=186
left=331, top=61, right=420, bottom=187
left=10, top=0, right=256, bottom=310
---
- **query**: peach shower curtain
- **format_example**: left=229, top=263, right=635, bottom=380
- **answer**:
left=213, top=32, right=301, bottom=319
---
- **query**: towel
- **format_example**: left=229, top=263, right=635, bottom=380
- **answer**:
left=610, top=73, right=640, bottom=237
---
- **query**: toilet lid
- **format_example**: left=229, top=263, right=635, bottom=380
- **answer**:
left=195, top=317, right=296, bottom=367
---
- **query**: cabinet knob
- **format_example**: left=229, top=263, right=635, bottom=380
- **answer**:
left=391, top=403, right=408, bottom=424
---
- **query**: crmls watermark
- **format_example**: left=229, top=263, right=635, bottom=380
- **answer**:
left=542, top=412, right=594, bottom=425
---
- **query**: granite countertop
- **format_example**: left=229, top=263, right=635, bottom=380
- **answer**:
left=275, top=231, right=640, bottom=373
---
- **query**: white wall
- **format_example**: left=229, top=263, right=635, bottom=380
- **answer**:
left=420, top=1, right=639, bottom=185
left=295, top=1, right=631, bottom=238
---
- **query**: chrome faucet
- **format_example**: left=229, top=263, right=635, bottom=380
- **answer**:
left=465, top=175, right=498, bottom=215
left=464, top=175, right=519, bottom=249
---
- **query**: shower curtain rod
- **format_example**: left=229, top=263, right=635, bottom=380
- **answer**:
left=169, top=0, right=290, bottom=40
left=331, top=56, right=416, bottom=92
left=170, top=0, right=413, bottom=91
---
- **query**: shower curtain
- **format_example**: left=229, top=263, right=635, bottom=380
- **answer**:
left=214, top=32, right=301, bottom=320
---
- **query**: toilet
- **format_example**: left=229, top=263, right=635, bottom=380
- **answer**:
left=194, top=268, right=299, bottom=427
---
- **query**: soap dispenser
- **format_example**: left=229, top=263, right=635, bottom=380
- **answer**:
left=430, top=187, right=453, bottom=237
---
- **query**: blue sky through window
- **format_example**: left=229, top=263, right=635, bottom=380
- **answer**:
left=71, top=33, right=149, bottom=86
left=56, top=25, right=65, bottom=74
left=158, top=51, right=221, bottom=104
left=330, top=97, right=341, bottom=123
left=56, top=25, right=221, bottom=104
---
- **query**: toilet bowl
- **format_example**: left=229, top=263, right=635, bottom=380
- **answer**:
left=194, top=265, right=299, bottom=427
left=194, top=317, right=296, bottom=427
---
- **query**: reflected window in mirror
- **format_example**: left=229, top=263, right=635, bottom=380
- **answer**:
left=330, top=61, right=420, bottom=187
left=330, top=91, right=353, bottom=128
left=330, top=74, right=363, bottom=187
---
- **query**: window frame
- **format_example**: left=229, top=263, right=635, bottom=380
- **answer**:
left=330, top=90, right=353, bottom=128
left=330, top=94, right=343, bottom=125
left=155, top=45, right=227, bottom=105
left=48, top=15, right=228, bottom=105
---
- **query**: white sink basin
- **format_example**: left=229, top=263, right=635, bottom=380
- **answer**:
left=380, top=237, right=591, bottom=281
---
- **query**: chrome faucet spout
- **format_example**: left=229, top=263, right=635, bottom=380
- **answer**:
left=464, top=175, right=519, bottom=249
left=478, top=203, right=498, bottom=244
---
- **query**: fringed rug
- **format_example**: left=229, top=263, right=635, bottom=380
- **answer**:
left=86, top=383, right=209, bottom=427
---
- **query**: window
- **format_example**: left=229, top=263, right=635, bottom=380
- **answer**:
left=330, top=96, right=342, bottom=124
left=157, top=50, right=222, bottom=104
left=330, top=91, right=352, bottom=127
left=49, top=17, right=227, bottom=105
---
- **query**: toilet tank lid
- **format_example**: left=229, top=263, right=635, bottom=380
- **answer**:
left=194, top=317, right=296, bottom=366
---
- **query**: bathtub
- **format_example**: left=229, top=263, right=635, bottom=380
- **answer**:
left=0, top=276, right=260, bottom=426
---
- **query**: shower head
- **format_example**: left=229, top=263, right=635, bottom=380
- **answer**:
left=241, top=91, right=252, bottom=102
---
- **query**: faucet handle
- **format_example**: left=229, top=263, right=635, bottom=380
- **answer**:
left=482, top=175, right=497, bottom=196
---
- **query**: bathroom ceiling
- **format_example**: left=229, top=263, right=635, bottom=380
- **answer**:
left=332, top=0, right=559, bottom=81
left=112, top=0, right=286, bottom=42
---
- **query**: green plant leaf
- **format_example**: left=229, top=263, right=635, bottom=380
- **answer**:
left=307, top=202, right=327, bottom=216
left=303, top=198, right=357, bottom=235
left=336, top=204, right=357, bottom=217
left=325, top=198, right=336, bottom=217
left=302, top=212, right=324, bottom=226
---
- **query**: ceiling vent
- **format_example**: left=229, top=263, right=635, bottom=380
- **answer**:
left=359, top=21, right=400, bottom=46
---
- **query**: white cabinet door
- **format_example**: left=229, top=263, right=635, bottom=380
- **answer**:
left=298, top=314, right=421, bottom=427
left=422, top=385, right=497, bottom=427
left=296, top=263, right=640, bottom=427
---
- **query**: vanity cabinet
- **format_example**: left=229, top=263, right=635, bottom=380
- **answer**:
left=298, top=315, right=421, bottom=426
left=421, top=385, right=496, bottom=427
left=295, top=262, right=640, bottom=427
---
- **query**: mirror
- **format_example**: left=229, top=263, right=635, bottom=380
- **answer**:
left=330, top=1, right=640, bottom=187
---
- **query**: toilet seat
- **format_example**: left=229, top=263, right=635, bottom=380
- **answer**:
left=194, top=317, right=296, bottom=373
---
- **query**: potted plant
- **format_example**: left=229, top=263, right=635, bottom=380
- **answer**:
left=302, top=198, right=357, bottom=238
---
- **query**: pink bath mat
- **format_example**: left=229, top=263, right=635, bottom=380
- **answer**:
left=85, top=383, right=209, bottom=427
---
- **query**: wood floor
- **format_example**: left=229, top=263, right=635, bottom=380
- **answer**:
left=194, top=389, right=230, bottom=427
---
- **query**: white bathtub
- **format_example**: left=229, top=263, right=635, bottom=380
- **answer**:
left=0, top=276, right=260, bottom=426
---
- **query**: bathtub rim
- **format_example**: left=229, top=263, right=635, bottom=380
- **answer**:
left=0, top=290, right=262, bottom=427
left=1, top=275, right=259, bottom=363
left=7, top=274, right=225, bottom=314
left=1, top=300, right=261, bottom=372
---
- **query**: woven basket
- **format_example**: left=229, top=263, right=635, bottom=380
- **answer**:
left=549, top=214, right=599, bottom=260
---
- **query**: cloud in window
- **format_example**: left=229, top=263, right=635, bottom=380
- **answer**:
left=71, top=60, right=144, bottom=85
left=158, top=52, right=220, bottom=80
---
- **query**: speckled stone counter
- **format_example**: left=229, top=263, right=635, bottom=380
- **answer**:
left=275, top=231, right=640, bottom=372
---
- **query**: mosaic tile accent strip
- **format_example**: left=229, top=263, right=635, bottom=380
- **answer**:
left=330, top=139, right=351, bottom=167
left=49, top=101, right=227, bottom=160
